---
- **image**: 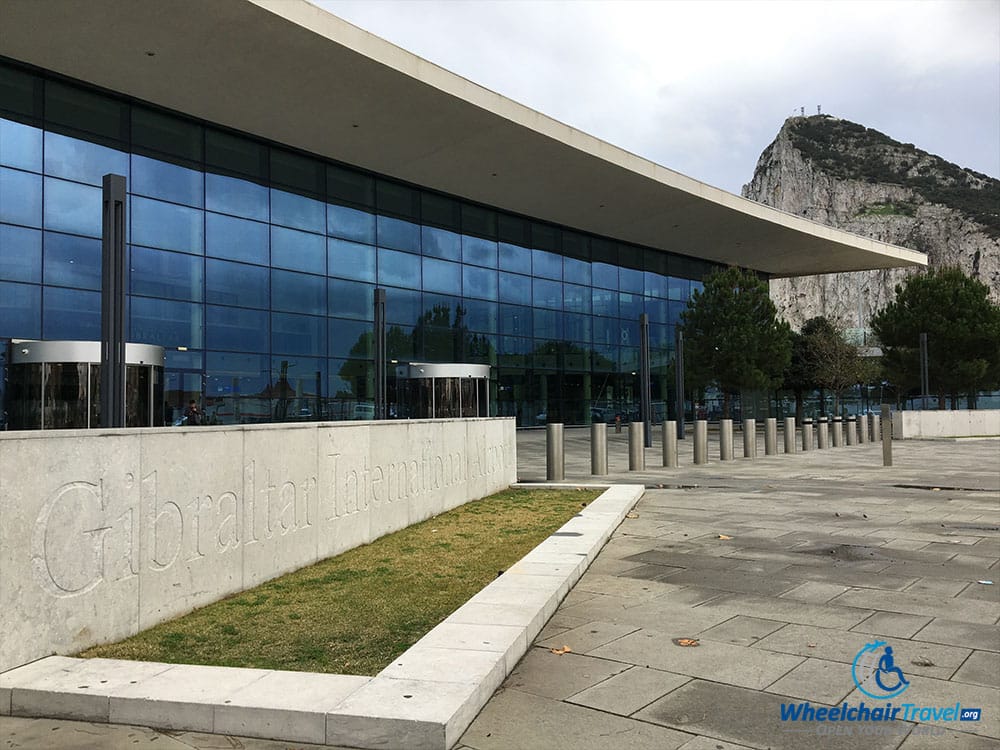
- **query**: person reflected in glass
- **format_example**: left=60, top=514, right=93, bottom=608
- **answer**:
left=184, top=399, right=202, bottom=426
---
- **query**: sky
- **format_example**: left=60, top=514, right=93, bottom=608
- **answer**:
left=316, top=0, right=1000, bottom=195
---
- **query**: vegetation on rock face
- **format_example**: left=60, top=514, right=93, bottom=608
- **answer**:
left=787, top=116, right=1000, bottom=236
left=871, top=268, right=1000, bottom=407
left=680, top=266, right=791, bottom=419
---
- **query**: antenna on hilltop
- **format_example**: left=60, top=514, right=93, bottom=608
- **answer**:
left=817, top=105, right=822, bottom=115
left=800, top=106, right=805, bottom=116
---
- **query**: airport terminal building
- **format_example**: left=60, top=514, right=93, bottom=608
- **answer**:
left=0, top=0, right=924, bottom=429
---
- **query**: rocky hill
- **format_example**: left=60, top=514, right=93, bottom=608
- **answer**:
left=742, top=115, right=1000, bottom=331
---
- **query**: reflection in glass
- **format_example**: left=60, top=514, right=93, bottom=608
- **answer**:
left=132, top=154, right=203, bottom=207
left=271, top=188, right=325, bottom=233
left=329, top=237, right=375, bottom=282
left=1, top=168, right=43, bottom=227
left=131, top=297, right=204, bottom=348
left=43, top=286, right=100, bottom=340
left=130, top=246, right=204, bottom=301
left=377, top=215, right=419, bottom=252
left=44, top=131, right=128, bottom=185
left=421, top=226, right=460, bottom=260
left=205, top=212, right=267, bottom=264
left=328, top=278, right=374, bottom=320
left=378, top=247, right=420, bottom=287
left=0, top=119, right=42, bottom=171
left=44, top=232, right=101, bottom=289
left=463, top=265, right=497, bottom=300
left=132, top=195, right=204, bottom=254
left=328, top=203, right=375, bottom=244
left=0, top=224, right=41, bottom=282
left=272, top=268, right=325, bottom=315
left=271, top=225, right=325, bottom=274
left=206, top=304, right=268, bottom=351
left=271, top=312, right=325, bottom=356
left=206, top=172, right=268, bottom=220
left=0, top=281, right=41, bottom=339
left=422, top=257, right=462, bottom=294
left=206, top=258, right=268, bottom=308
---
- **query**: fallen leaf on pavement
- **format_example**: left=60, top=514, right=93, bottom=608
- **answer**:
left=626, top=512, right=639, bottom=519
left=717, top=534, right=733, bottom=540
left=550, top=645, right=572, bottom=655
left=807, top=643, right=817, bottom=648
left=672, top=638, right=700, bottom=647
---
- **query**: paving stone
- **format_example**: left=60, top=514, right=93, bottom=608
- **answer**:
left=897, top=726, right=1000, bottom=749
left=880, top=559, right=996, bottom=581
left=635, top=679, right=905, bottom=750
left=676, top=736, right=757, bottom=750
left=903, top=578, right=971, bottom=597
left=731, top=560, right=792, bottom=575
left=951, top=650, right=1000, bottom=689
left=655, top=568, right=802, bottom=597
left=752, top=623, right=971, bottom=679
left=780, top=581, right=852, bottom=603
left=566, top=665, right=690, bottom=716
left=503, top=647, right=629, bottom=700
left=912, top=618, right=1000, bottom=652
left=777, top=564, right=917, bottom=591
left=589, top=627, right=804, bottom=690
left=461, top=687, right=692, bottom=750
left=696, top=616, right=788, bottom=647
left=763, top=657, right=856, bottom=705
left=828, top=588, right=1000, bottom=624
left=537, top=620, right=639, bottom=654
left=622, top=563, right=688, bottom=581
left=697, top=592, right=874, bottom=629
left=851, top=612, right=933, bottom=639
left=958, top=581, right=1000, bottom=602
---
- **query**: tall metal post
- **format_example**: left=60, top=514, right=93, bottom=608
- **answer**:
left=675, top=327, right=685, bottom=440
left=100, top=174, right=127, bottom=428
left=919, top=332, right=929, bottom=410
left=639, top=313, right=652, bottom=448
left=373, top=288, right=386, bottom=419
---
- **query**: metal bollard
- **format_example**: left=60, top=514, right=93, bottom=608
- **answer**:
left=764, top=417, right=777, bottom=455
left=859, top=414, right=868, bottom=443
left=546, top=423, right=564, bottom=481
left=720, top=419, right=734, bottom=461
left=694, top=420, right=708, bottom=464
left=663, top=420, right=678, bottom=467
left=802, top=418, right=814, bottom=451
left=881, top=404, right=892, bottom=466
left=743, top=418, right=756, bottom=459
left=871, top=414, right=880, bottom=447
left=817, top=417, right=829, bottom=449
left=847, top=416, right=857, bottom=445
left=832, top=416, right=843, bottom=447
left=784, top=417, right=796, bottom=453
left=628, top=421, right=645, bottom=470
left=591, top=421, right=608, bottom=476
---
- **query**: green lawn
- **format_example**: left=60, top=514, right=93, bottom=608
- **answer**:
left=80, top=487, right=601, bottom=675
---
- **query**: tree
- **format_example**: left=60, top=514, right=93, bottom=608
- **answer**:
left=783, top=328, right=813, bottom=425
left=803, top=317, right=867, bottom=416
left=871, top=268, right=1000, bottom=408
left=680, top=267, right=792, bottom=419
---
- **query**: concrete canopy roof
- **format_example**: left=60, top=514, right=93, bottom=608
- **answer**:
left=1, top=0, right=926, bottom=277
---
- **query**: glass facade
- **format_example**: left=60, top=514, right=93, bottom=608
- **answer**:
left=0, top=59, right=718, bottom=427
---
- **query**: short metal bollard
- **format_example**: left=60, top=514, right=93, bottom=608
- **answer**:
left=743, top=418, right=756, bottom=459
left=871, top=414, right=880, bottom=448
left=817, top=417, right=829, bottom=449
left=802, top=418, right=814, bottom=451
left=720, top=419, right=734, bottom=461
left=663, top=420, right=678, bottom=468
left=764, top=417, right=777, bottom=455
left=591, top=421, right=608, bottom=476
left=881, top=404, right=892, bottom=466
left=859, top=414, right=868, bottom=443
left=784, top=417, right=796, bottom=453
left=546, top=423, right=564, bottom=481
left=832, top=416, right=843, bottom=447
left=694, top=420, right=708, bottom=464
left=847, top=416, right=857, bottom=445
left=628, top=421, right=645, bottom=470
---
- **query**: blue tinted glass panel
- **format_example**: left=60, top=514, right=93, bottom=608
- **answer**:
left=620, top=320, right=639, bottom=349
left=44, top=177, right=100, bottom=236
left=592, top=318, right=617, bottom=347
left=463, top=265, right=497, bottom=301
left=328, top=279, right=374, bottom=320
left=272, top=312, right=325, bottom=356
left=499, top=242, right=531, bottom=273
left=592, top=288, right=618, bottom=317
left=645, top=297, right=669, bottom=324
left=620, top=267, right=643, bottom=293
left=650, top=323, right=671, bottom=347
left=205, top=173, right=267, bottom=220
left=131, top=297, right=203, bottom=348
left=421, top=226, right=460, bottom=260
left=593, top=343, right=618, bottom=370
left=619, top=292, right=643, bottom=320
left=0, top=224, right=41, bottom=282
left=690, top=280, right=704, bottom=297
left=564, top=257, right=591, bottom=286
left=533, top=308, right=562, bottom=341
left=328, top=204, right=375, bottom=244
left=1, top=168, right=42, bottom=227
left=464, top=299, right=498, bottom=334
left=644, top=271, right=668, bottom=298
left=532, top=248, right=561, bottom=279
left=668, top=300, right=686, bottom=326
left=44, top=132, right=128, bottom=185
left=132, top=195, right=203, bottom=253
left=385, top=286, right=422, bottom=326
left=271, top=226, right=325, bottom=274
left=271, top=188, right=325, bottom=233
left=377, top=215, right=419, bottom=252
left=132, top=154, right=203, bottom=207
left=498, top=272, right=531, bottom=305
left=592, top=262, right=618, bottom=289
left=272, top=269, right=325, bottom=315
left=0, top=281, right=40, bottom=338
left=206, top=305, right=268, bottom=352
left=329, top=238, right=375, bottom=282
left=532, top=279, right=561, bottom=310
left=422, top=257, right=462, bottom=294
left=669, top=277, right=691, bottom=300
left=206, top=258, right=268, bottom=308
left=43, top=287, right=99, bottom=340
left=0, top=119, right=42, bottom=171
left=329, top=318, right=373, bottom=358
left=205, top=212, right=266, bottom=264
left=621, top=345, right=640, bottom=371
left=564, top=312, right=591, bottom=343
left=44, top=232, right=101, bottom=289
left=499, top=304, right=532, bottom=337
left=563, top=283, right=591, bottom=313
left=500, top=336, right=532, bottom=355
left=462, top=235, right=497, bottom=268
left=377, top=247, right=420, bottom=287
left=131, top=246, right=203, bottom=301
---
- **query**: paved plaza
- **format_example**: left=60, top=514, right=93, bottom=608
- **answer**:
left=3, top=427, right=999, bottom=749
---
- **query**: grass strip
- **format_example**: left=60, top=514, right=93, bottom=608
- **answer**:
left=80, top=487, right=601, bottom=675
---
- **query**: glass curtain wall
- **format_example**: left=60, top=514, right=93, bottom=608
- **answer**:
left=0, top=59, right=718, bottom=427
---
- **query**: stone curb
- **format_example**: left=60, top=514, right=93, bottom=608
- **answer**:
left=0, top=484, right=642, bottom=750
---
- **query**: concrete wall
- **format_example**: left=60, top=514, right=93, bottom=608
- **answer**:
left=892, top=409, right=1000, bottom=439
left=0, top=418, right=515, bottom=673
